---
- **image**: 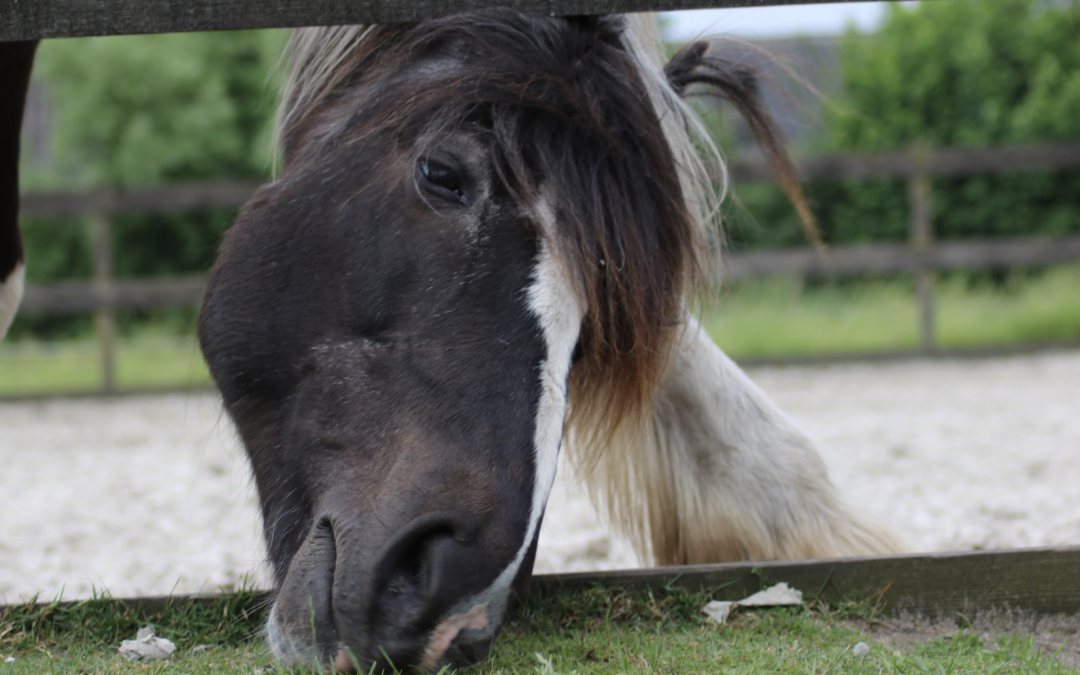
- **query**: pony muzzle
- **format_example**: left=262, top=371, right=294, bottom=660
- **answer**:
left=269, top=512, right=499, bottom=672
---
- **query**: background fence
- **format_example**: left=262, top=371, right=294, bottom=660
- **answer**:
left=15, top=142, right=1080, bottom=391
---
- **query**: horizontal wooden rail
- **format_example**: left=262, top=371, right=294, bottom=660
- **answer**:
left=3, top=546, right=1077, bottom=620
left=17, top=235, right=1080, bottom=315
left=731, top=143, right=1080, bottom=182
left=722, top=234, right=1080, bottom=280
left=535, top=546, right=1080, bottom=619
left=1, top=0, right=942, bottom=42
left=20, top=276, right=206, bottom=314
left=19, top=181, right=261, bottom=218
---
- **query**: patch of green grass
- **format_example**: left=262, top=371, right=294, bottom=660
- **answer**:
left=0, top=336, right=210, bottom=396
left=0, top=589, right=268, bottom=653
left=935, top=267, right=1080, bottom=348
left=0, top=588, right=271, bottom=674
left=1, top=640, right=273, bottom=674
left=704, top=265, right=1080, bottom=359
left=703, top=277, right=919, bottom=358
left=2, top=585, right=1076, bottom=674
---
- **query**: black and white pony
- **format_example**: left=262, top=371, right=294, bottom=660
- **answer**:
left=0, top=13, right=901, bottom=673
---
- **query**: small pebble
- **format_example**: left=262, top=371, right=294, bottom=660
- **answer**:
left=853, top=641, right=870, bottom=656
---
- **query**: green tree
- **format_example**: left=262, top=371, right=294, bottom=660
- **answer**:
left=822, top=0, right=1080, bottom=245
left=728, top=0, right=1080, bottom=250
left=13, top=30, right=283, bottom=338
left=35, top=30, right=282, bottom=187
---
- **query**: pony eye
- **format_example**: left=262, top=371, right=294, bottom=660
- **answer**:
left=419, top=158, right=471, bottom=206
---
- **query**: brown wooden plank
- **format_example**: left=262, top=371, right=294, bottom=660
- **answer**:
left=730, top=144, right=1080, bottom=182
left=721, top=235, right=1080, bottom=280
left=18, top=276, right=206, bottom=314
left=534, top=546, right=1080, bottom=619
left=0, top=0, right=944, bottom=41
left=19, top=181, right=260, bottom=218
left=15, top=234, right=1080, bottom=315
left=4, top=547, right=1077, bottom=621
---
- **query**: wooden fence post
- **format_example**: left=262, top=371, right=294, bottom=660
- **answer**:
left=89, top=210, right=117, bottom=393
left=908, top=146, right=936, bottom=354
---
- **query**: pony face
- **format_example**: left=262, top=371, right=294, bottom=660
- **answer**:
left=199, top=11, right=701, bottom=672
left=200, top=132, right=580, bottom=669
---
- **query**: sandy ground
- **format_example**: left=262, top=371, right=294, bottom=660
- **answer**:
left=1, top=351, right=1078, bottom=604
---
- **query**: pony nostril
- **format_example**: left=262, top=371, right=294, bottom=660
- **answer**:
left=380, top=532, right=441, bottom=617
left=368, top=513, right=472, bottom=628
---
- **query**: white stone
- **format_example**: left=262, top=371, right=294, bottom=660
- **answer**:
left=703, top=583, right=804, bottom=624
left=703, top=600, right=734, bottom=624
left=118, top=627, right=176, bottom=661
left=738, top=582, right=803, bottom=606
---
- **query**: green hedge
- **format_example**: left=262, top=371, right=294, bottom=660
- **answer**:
left=727, top=0, right=1080, bottom=251
left=12, top=30, right=282, bottom=339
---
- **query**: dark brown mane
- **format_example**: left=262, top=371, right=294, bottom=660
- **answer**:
left=280, top=12, right=707, bottom=448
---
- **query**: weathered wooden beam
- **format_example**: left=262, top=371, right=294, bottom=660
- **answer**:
left=1, top=0, right=944, bottom=41
left=16, top=234, right=1080, bottom=315
left=721, top=235, right=1080, bottom=280
left=19, top=181, right=261, bottom=218
left=19, top=276, right=206, bottom=314
left=17, top=234, right=1080, bottom=315
left=731, top=144, right=1080, bottom=183
left=534, top=546, right=1080, bottom=619
left=4, top=547, right=1077, bottom=621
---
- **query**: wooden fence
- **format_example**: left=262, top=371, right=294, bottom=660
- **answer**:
left=5, top=545, right=1079, bottom=622
left=0, top=0, right=950, bottom=42
left=14, top=142, right=1080, bottom=391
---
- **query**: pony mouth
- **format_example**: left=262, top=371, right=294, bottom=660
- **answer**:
left=329, top=603, right=491, bottom=673
left=418, top=603, right=491, bottom=670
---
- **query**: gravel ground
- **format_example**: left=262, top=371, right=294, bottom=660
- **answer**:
left=2, top=351, right=1078, bottom=604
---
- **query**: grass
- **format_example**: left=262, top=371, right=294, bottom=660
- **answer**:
left=0, top=335, right=210, bottom=397
left=1, top=585, right=1076, bottom=674
left=2, top=266, right=1080, bottom=397
left=703, top=265, right=1080, bottom=360
left=0, top=588, right=271, bottom=674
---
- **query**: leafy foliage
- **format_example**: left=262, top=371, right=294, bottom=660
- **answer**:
left=32, top=30, right=282, bottom=188
left=13, top=31, right=283, bottom=339
left=727, top=0, right=1080, bottom=250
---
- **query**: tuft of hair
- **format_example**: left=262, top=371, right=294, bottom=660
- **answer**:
left=565, top=16, right=823, bottom=453
left=559, top=13, right=716, bottom=466
left=563, top=18, right=880, bottom=566
left=664, top=37, right=822, bottom=248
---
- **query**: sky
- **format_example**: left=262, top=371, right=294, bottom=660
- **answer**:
left=661, top=1, right=920, bottom=42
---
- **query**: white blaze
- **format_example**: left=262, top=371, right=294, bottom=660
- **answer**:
left=439, top=193, right=585, bottom=640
